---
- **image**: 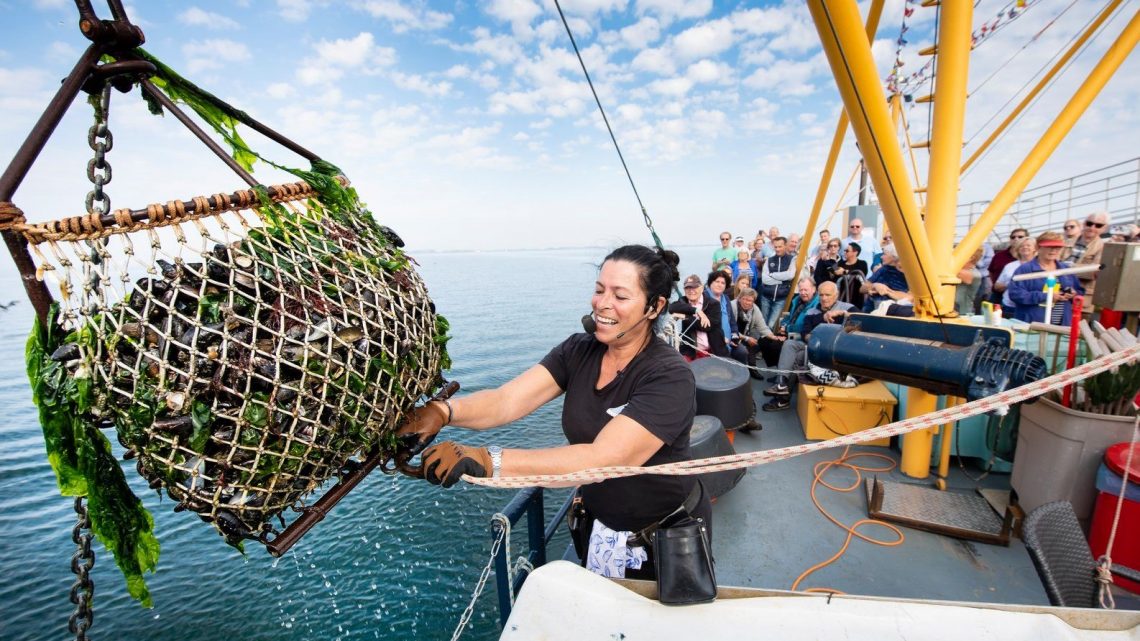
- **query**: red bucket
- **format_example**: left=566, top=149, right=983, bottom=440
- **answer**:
left=1089, top=442, right=1140, bottom=593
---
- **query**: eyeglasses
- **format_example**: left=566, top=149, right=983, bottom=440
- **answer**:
left=1063, top=225, right=1077, bottom=230
left=720, top=236, right=731, bottom=241
left=1010, top=234, right=1027, bottom=240
left=1085, top=221, right=1105, bottom=228
left=849, top=224, right=861, bottom=229
left=882, top=236, right=892, bottom=241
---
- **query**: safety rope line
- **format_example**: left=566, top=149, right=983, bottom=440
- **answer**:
left=670, top=326, right=815, bottom=377
left=1096, top=405, right=1139, bottom=610
left=464, top=342, right=1139, bottom=488
left=550, top=0, right=665, bottom=253
left=450, top=513, right=510, bottom=641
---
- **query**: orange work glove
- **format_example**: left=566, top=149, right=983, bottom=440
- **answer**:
left=395, top=401, right=449, bottom=455
left=421, top=441, right=491, bottom=488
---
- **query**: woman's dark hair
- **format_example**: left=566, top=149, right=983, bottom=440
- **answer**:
left=846, top=242, right=862, bottom=255
left=603, top=245, right=680, bottom=314
left=706, top=270, right=731, bottom=288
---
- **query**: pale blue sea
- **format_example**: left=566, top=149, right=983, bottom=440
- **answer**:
left=0, top=245, right=714, bottom=641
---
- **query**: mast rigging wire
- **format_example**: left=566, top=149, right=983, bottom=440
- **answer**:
left=968, top=0, right=1079, bottom=98
left=962, top=4, right=1127, bottom=179
left=551, top=0, right=666, bottom=254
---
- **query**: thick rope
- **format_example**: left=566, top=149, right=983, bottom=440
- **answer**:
left=465, top=342, right=1140, bottom=488
left=12, top=178, right=344, bottom=245
left=1097, top=405, right=1140, bottom=609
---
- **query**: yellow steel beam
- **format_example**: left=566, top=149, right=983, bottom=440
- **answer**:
left=960, top=0, right=1125, bottom=174
left=897, top=95, right=927, bottom=208
left=924, top=0, right=972, bottom=307
left=808, top=0, right=942, bottom=317
left=953, top=7, right=1140, bottom=270
left=788, top=0, right=886, bottom=312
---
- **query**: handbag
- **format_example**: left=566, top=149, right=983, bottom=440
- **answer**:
left=652, top=516, right=717, bottom=605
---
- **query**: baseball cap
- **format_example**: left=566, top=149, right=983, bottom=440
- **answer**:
left=683, top=275, right=702, bottom=289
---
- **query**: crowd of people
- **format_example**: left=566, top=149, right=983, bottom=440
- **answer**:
left=673, top=215, right=1140, bottom=412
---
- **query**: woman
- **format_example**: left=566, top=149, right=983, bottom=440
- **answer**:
left=993, top=237, right=1035, bottom=308
left=732, top=273, right=753, bottom=300
left=1008, top=232, right=1083, bottom=324
left=669, top=273, right=728, bottom=361
left=731, top=251, right=757, bottom=290
left=397, top=245, right=711, bottom=580
left=813, top=238, right=842, bottom=285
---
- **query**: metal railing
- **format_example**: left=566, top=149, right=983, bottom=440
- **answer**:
left=955, top=157, right=1140, bottom=243
left=492, top=488, right=574, bottom=626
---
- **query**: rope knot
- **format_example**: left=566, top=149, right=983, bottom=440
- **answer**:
left=0, top=202, right=27, bottom=231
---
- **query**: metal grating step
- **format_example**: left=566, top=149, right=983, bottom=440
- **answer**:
left=865, top=478, right=1012, bottom=546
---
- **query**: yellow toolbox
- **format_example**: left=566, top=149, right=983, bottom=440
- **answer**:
left=797, top=380, right=897, bottom=446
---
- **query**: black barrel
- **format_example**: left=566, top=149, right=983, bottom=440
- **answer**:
left=690, top=357, right=757, bottom=431
left=690, top=415, right=745, bottom=498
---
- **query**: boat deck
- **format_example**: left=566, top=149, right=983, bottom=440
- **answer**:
left=708, top=380, right=1140, bottom=608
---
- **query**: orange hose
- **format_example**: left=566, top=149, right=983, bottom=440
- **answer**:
left=792, top=422, right=907, bottom=592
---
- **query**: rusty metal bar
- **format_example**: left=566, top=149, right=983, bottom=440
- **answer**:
left=138, top=79, right=259, bottom=188
left=0, top=44, right=105, bottom=323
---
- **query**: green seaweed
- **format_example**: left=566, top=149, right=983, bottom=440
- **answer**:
left=27, top=306, right=160, bottom=607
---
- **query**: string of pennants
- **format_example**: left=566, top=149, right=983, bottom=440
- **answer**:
left=886, top=0, right=1036, bottom=96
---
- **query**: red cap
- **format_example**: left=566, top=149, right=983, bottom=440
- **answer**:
left=1037, top=238, right=1065, bottom=247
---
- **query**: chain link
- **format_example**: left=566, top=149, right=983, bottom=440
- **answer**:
left=68, top=497, right=96, bottom=641
left=85, top=85, right=114, bottom=216
left=450, top=514, right=510, bottom=641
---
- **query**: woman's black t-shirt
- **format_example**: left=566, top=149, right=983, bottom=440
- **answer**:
left=539, top=332, right=696, bottom=532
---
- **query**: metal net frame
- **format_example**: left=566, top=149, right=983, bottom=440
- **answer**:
left=18, top=179, right=444, bottom=544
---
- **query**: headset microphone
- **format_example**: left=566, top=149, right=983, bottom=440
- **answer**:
left=614, top=314, right=651, bottom=340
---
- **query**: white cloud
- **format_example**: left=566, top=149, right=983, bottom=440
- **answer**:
left=277, top=0, right=313, bottom=22
left=743, top=57, right=821, bottom=97
left=740, top=97, right=779, bottom=132
left=353, top=1, right=453, bottom=32
left=266, top=83, right=295, bottom=100
left=636, top=0, right=712, bottom=22
left=182, top=39, right=251, bottom=74
left=672, top=18, right=735, bottom=62
left=619, top=17, right=661, bottom=49
left=630, top=47, right=675, bottom=75
left=647, top=76, right=693, bottom=97
left=486, top=0, right=543, bottom=38
left=686, top=59, right=732, bottom=84
left=178, top=7, right=241, bottom=30
left=460, top=27, right=526, bottom=65
left=298, top=32, right=397, bottom=86
left=391, top=71, right=453, bottom=97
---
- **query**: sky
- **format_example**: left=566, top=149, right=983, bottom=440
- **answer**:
left=2, top=0, right=1139, bottom=254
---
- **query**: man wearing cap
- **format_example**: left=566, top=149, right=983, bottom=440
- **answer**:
left=1062, top=211, right=1108, bottom=303
left=712, top=231, right=737, bottom=271
left=669, top=274, right=728, bottom=361
left=732, top=235, right=749, bottom=258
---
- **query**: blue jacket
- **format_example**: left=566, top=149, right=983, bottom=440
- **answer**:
left=1008, top=258, right=1084, bottom=324
left=731, top=260, right=759, bottom=290
left=781, top=294, right=820, bottom=338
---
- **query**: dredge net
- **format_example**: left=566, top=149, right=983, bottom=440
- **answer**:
left=21, top=178, right=447, bottom=546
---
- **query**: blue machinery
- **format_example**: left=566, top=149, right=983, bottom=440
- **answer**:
left=809, top=315, right=1047, bottom=405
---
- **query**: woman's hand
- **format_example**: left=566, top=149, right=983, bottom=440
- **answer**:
left=395, top=402, right=449, bottom=454
left=421, top=442, right=491, bottom=487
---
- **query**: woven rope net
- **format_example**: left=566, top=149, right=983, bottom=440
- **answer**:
left=21, top=178, right=445, bottom=545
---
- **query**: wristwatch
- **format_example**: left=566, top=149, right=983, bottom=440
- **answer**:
left=487, top=445, right=503, bottom=479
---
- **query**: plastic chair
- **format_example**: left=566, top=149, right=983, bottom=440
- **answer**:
left=1022, top=501, right=1140, bottom=608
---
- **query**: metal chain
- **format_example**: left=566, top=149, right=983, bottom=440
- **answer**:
left=85, top=84, right=114, bottom=215
left=68, top=497, right=95, bottom=641
left=450, top=513, right=510, bottom=641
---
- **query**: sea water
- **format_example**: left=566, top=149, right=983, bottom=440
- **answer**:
left=0, top=245, right=723, bottom=641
